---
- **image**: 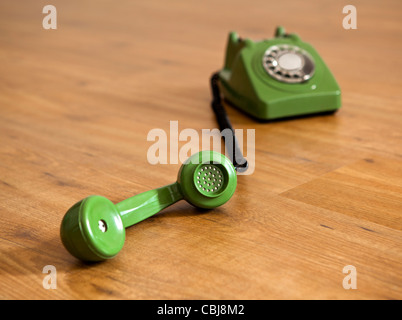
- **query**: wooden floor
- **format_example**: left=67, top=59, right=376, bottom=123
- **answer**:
left=1, top=0, right=401, bottom=300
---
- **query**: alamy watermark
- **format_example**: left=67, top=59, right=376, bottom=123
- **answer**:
left=42, top=265, right=57, bottom=289
left=343, top=265, right=357, bottom=289
left=342, top=5, right=357, bottom=30
left=42, top=5, right=57, bottom=30
left=147, top=121, right=255, bottom=175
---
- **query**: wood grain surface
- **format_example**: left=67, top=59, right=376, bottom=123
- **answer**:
left=0, top=0, right=401, bottom=299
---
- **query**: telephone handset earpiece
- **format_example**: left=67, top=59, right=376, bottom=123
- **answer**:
left=60, top=151, right=237, bottom=261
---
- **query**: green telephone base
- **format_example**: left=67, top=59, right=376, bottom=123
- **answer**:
left=218, top=26, right=341, bottom=120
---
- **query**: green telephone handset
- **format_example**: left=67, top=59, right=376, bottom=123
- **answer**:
left=60, top=151, right=237, bottom=261
left=217, top=26, right=341, bottom=120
